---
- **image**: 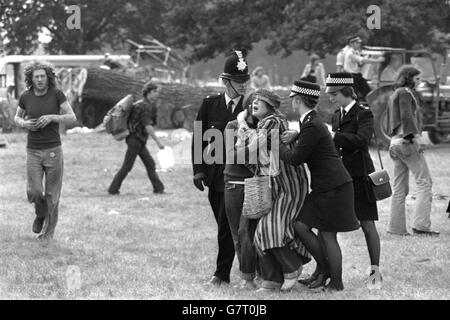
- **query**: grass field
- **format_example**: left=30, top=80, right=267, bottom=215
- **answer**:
left=0, top=131, right=449, bottom=300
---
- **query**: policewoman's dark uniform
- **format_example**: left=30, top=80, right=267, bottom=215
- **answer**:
left=331, top=102, right=378, bottom=221
left=280, top=107, right=360, bottom=233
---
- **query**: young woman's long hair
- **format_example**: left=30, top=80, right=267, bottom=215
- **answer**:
left=24, top=60, right=57, bottom=89
left=393, top=65, right=420, bottom=90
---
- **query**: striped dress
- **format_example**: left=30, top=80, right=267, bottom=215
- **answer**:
left=238, top=113, right=311, bottom=260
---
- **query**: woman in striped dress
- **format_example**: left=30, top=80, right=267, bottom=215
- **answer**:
left=236, top=89, right=311, bottom=292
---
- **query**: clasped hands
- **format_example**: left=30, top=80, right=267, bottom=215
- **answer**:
left=23, top=115, right=56, bottom=131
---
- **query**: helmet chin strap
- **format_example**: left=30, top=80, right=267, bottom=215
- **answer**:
left=227, top=80, right=243, bottom=98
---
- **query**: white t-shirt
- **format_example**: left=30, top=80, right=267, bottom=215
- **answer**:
left=336, top=45, right=350, bottom=67
left=344, top=48, right=364, bottom=74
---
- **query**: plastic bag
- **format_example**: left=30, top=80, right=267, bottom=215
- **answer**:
left=157, top=146, right=175, bottom=171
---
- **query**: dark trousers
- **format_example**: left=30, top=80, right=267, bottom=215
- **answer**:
left=352, top=73, right=371, bottom=101
left=108, top=135, right=164, bottom=193
left=224, top=182, right=258, bottom=280
left=208, top=189, right=235, bottom=283
left=259, top=246, right=303, bottom=289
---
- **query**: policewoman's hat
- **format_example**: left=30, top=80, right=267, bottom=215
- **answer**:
left=289, top=80, right=321, bottom=98
left=220, top=50, right=250, bottom=83
left=325, top=72, right=354, bottom=93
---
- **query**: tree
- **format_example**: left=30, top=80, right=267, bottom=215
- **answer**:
left=0, top=0, right=167, bottom=54
left=0, top=0, right=47, bottom=54
left=165, top=0, right=450, bottom=60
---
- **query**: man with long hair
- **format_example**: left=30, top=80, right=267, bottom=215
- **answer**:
left=387, top=65, right=439, bottom=236
left=14, top=60, right=76, bottom=240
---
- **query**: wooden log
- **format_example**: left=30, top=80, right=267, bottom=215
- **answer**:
left=74, top=68, right=336, bottom=130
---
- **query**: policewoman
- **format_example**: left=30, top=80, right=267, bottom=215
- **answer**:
left=327, top=72, right=382, bottom=290
left=191, top=50, right=251, bottom=286
left=279, top=80, right=360, bottom=292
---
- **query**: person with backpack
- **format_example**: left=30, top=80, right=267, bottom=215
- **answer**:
left=108, top=81, right=165, bottom=195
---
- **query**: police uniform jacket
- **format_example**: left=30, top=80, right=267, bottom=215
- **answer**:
left=192, top=93, right=249, bottom=192
left=279, top=110, right=352, bottom=193
left=331, top=102, right=375, bottom=178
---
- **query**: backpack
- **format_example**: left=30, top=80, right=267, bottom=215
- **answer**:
left=103, top=94, right=134, bottom=140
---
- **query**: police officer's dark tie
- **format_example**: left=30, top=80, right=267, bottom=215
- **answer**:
left=227, top=100, right=234, bottom=113
left=340, top=107, right=346, bottom=126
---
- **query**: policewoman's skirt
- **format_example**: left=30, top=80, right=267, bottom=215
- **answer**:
left=353, top=176, right=378, bottom=221
left=298, top=182, right=360, bottom=232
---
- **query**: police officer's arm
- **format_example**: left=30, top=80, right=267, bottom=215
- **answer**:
left=191, top=99, right=209, bottom=180
left=280, top=123, right=320, bottom=166
left=333, top=109, right=374, bottom=151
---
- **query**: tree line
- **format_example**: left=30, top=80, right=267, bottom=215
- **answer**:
left=1, top=0, right=449, bottom=61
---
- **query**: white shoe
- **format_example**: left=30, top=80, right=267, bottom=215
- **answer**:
left=366, top=267, right=383, bottom=290
left=281, top=278, right=297, bottom=292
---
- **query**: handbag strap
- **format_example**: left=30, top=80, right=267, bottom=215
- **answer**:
left=356, top=108, right=384, bottom=171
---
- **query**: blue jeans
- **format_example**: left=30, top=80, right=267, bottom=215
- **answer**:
left=224, top=182, right=258, bottom=280
left=388, top=142, right=433, bottom=233
left=26, top=146, right=64, bottom=238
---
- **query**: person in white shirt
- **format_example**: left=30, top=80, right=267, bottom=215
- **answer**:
left=343, top=36, right=384, bottom=101
left=336, top=45, right=350, bottom=72
left=301, top=53, right=327, bottom=86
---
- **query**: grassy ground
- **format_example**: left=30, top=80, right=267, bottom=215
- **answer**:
left=0, top=131, right=449, bottom=300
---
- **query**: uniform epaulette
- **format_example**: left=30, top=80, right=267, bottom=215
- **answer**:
left=205, top=93, right=221, bottom=100
left=358, top=104, right=370, bottom=110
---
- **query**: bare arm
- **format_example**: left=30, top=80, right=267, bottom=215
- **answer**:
left=145, top=124, right=164, bottom=150
left=56, top=101, right=77, bottom=125
left=14, top=107, right=37, bottom=130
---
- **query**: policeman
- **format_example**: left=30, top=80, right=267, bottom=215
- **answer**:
left=191, top=50, right=251, bottom=286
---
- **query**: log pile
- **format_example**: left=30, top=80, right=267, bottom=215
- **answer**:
left=72, top=68, right=335, bottom=130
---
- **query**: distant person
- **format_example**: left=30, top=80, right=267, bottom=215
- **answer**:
left=108, top=81, right=165, bottom=195
left=343, top=35, right=384, bottom=101
left=14, top=60, right=77, bottom=240
left=336, top=43, right=350, bottom=72
left=380, top=54, right=402, bottom=82
left=250, top=66, right=271, bottom=90
left=301, top=53, right=326, bottom=86
left=102, top=52, right=122, bottom=70
left=447, top=200, right=450, bottom=219
left=387, top=66, right=439, bottom=236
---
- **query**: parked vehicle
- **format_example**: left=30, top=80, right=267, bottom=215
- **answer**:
left=362, top=46, right=450, bottom=148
